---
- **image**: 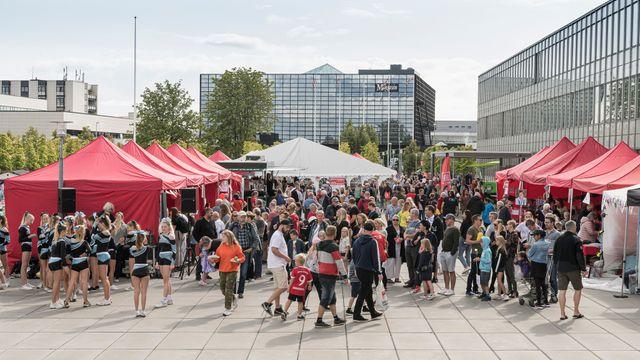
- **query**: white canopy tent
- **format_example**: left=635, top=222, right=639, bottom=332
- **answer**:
left=602, top=185, right=640, bottom=284
left=237, top=137, right=397, bottom=178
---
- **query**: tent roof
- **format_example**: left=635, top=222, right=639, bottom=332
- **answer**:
left=572, top=153, right=640, bottom=194
left=547, top=141, right=638, bottom=189
left=146, top=143, right=218, bottom=184
left=501, top=137, right=575, bottom=182
left=495, top=146, right=549, bottom=182
left=186, top=147, right=242, bottom=182
left=521, top=137, right=608, bottom=185
left=167, top=144, right=235, bottom=181
left=352, top=153, right=365, bottom=159
left=5, top=136, right=187, bottom=191
left=209, top=150, right=231, bottom=162
left=122, top=141, right=204, bottom=187
left=237, top=137, right=397, bottom=177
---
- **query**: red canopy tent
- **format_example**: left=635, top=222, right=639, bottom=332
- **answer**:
left=4, top=136, right=187, bottom=268
left=168, top=144, right=237, bottom=182
left=521, top=137, right=608, bottom=185
left=122, top=141, right=204, bottom=187
left=572, top=154, right=640, bottom=194
left=496, top=146, right=550, bottom=183
left=187, top=147, right=243, bottom=194
left=209, top=150, right=231, bottom=162
left=352, top=153, right=365, bottom=159
left=547, top=141, right=638, bottom=189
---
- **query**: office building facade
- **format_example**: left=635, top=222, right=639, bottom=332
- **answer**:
left=477, top=0, right=640, bottom=153
left=1, top=79, right=98, bottom=114
left=200, top=64, right=435, bottom=147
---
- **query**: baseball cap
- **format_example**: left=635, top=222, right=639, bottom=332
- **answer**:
left=237, top=211, right=247, bottom=217
left=279, top=219, right=292, bottom=226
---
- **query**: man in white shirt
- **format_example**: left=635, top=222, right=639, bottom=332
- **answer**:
left=261, top=219, right=292, bottom=317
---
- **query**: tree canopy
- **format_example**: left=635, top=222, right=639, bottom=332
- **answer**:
left=361, top=142, right=381, bottom=164
left=340, top=120, right=378, bottom=154
left=136, top=80, right=201, bottom=148
left=202, top=68, right=274, bottom=158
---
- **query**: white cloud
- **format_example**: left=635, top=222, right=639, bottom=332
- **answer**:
left=266, top=13, right=309, bottom=24
left=343, top=4, right=409, bottom=19
left=187, top=33, right=268, bottom=50
left=287, top=25, right=349, bottom=39
left=255, top=3, right=272, bottom=10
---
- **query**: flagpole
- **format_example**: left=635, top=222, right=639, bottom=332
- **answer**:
left=312, top=77, right=317, bottom=143
left=133, top=16, right=138, bottom=142
left=386, top=76, right=391, bottom=167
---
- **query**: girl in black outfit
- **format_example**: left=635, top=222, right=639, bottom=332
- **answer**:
left=86, top=215, right=100, bottom=291
left=49, top=222, right=67, bottom=309
left=37, top=213, right=51, bottom=291
left=124, top=221, right=140, bottom=291
left=130, top=231, right=150, bottom=317
left=0, top=215, right=9, bottom=288
left=93, top=216, right=113, bottom=305
left=18, top=212, right=37, bottom=289
left=65, top=225, right=92, bottom=308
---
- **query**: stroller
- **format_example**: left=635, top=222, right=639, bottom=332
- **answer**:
left=515, top=253, right=537, bottom=307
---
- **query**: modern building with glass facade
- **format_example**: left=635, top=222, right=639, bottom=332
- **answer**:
left=478, top=0, right=640, bottom=154
left=200, top=64, right=435, bottom=148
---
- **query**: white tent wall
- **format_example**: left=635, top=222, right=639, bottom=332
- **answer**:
left=602, top=185, right=640, bottom=274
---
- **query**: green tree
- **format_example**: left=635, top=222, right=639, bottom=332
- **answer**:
left=202, top=68, right=274, bottom=158
left=339, top=142, right=351, bottom=154
left=11, top=134, right=26, bottom=170
left=21, top=127, right=45, bottom=170
left=0, top=133, right=16, bottom=171
left=78, top=126, right=95, bottom=142
left=402, top=140, right=420, bottom=175
left=422, top=144, right=446, bottom=176
left=242, top=141, right=264, bottom=154
left=136, top=80, right=201, bottom=147
left=341, top=120, right=379, bottom=154
left=362, top=142, right=381, bottom=164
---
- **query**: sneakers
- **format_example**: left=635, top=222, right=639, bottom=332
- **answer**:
left=280, top=311, right=288, bottom=321
left=155, top=299, right=168, bottom=308
left=333, top=317, right=346, bottom=326
left=273, top=307, right=285, bottom=315
left=437, top=289, right=447, bottom=295
left=297, top=315, right=305, bottom=321
left=96, top=298, right=112, bottom=306
left=481, top=294, right=491, bottom=302
left=427, top=294, right=436, bottom=301
left=345, top=308, right=354, bottom=315
left=49, top=301, right=64, bottom=309
left=44, top=287, right=52, bottom=293
left=223, top=309, right=233, bottom=317
left=165, top=297, right=173, bottom=305
left=21, top=283, right=34, bottom=290
left=36, top=282, right=43, bottom=289
left=135, top=310, right=146, bottom=318
left=370, top=312, right=383, bottom=320
left=83, top=301, right=92, bottom=308
left=199, top=280, right=207, bottom=286
left=446, top=289, right=455, bottom=296
left=411, top=287, right=421, bottom=294
left=315, top=320, right=331, bottom=328
left=261, top=302, right=273, bottom=316
left=501, top=294, right=510, bottom=301
left=353, top=314, right=368, bottom=322
left=238, top=293, right=244, bottom=299
left=465, top=291, right=474, bottom=297
left=110, top=285, right=119, bottom=291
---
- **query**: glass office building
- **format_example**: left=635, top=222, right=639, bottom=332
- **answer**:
left=200, top=64, right=435, bottom=147
left=478, top=0, right=640, bottom=153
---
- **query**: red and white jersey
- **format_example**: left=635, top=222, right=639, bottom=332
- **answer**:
left=289, top=266, right=312, bottom=297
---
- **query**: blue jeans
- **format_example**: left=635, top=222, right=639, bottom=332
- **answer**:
left=253, top=250, right=263, bottom=278
left=236, top=250, right=251, bottom=294
left=457, top=238, right=470, bottom=269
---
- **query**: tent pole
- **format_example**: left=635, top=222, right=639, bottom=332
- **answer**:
left=614, top=207, right=630, bottom=298
left=160, top=191, right=167, bottom=219
left=568, top=188, right=574, bottom=218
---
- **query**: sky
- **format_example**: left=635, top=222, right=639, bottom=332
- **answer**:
left=1, top=0, right=605, bottom=120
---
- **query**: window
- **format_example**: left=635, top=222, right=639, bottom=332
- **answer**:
left=56, top=81, right=65, bottom=93
left=37, top=80, right=46, bottom=99
left=20, top=81, right=29, bottom=97
left=56, top=95, right=65, bottom=109
left=1, top=81, right=9, bottom=95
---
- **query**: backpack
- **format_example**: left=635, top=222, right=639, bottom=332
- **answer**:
left=175, top=214, right=190, bottom=233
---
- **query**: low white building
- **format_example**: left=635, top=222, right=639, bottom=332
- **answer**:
left=432, top=120, right=477, bottom=148
left=1, top=79, right=98, bottom=114
left=0, top=93, right=132, bottom=142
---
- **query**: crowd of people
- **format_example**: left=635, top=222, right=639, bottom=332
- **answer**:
left=0, top=173, right=591, bottom=322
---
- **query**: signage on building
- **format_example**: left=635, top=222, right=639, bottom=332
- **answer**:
left=375, top=83, right=399, bottom=92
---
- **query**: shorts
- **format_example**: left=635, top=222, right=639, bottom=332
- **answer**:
left=132, top=265, right=149, bottom=278
left=158, top=251, right=174, bottom=266
left=39, top=249, right=50, bottom=260
left=350, top=282, right=361, bottom=298
left=439, top=252, right=456, bottom=273
left=287, top=293, right=305, bottom=302
left=21, top=242, right=32, bottom=252
left=558, top=270, right=583, bottom=291
left=49, top=257, right=63, bottom=271
left=480, top=271, right=491, bottom=287
left=97, top=252, right=111, bottom=265
left=71, top=258, right=89, bottom=272
left=319, top=277, right=337, bottom=309
left=271, top=266, right=289, bottom=289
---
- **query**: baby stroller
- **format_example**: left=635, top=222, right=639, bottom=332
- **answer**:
left=515, top=255, right=537, bottom=307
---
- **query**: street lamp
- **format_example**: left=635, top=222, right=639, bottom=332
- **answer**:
left=95, top=121, right=100, bottom=136
left=50, top=120, right=72, bottom=213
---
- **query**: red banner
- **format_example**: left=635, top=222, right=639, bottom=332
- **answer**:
left=440, top=156, right=451, bottom=190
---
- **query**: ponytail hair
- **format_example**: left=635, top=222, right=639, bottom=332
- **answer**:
left=53, top=223, right=67, bottom=243
left=74, top=225, right=86, bottom=241
left=127, top=220, right=140, bottom=231
left=20, top=211, right=33, bottom=226
left=97, top=216, right=111, bottom=230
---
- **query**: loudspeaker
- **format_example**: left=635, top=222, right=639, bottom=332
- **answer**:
left=58, top=188, right=76, bottom=214
left=180, top=188, right=197, bottom=214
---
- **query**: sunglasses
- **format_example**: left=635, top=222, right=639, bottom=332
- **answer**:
left=392, top=219, right=399, bottom=222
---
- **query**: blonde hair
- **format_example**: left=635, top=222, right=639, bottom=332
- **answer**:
left=495, top=235, right=507, bottom=253
left=420, top=238, right=432, bottom=252
left=159, top=218, right=174, bottom=234
left=221, top=229, right=239, bottom=245
left=374, top=218, right=386, bottom=229
left=294, top=253, right=306, bottom=265
left=325, top=225, right=337, bottom=240
left=74, top=225, right=86, bottom=240
left=20, top=211, right=34, bottom=226
left=340, top=226, right=350, bottom=238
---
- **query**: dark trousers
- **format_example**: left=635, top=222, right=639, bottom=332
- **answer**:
left=253, top=250, right=263, bottom=278
left=195, top=257, right=202, bottom=281
left=466, top=254, right=479, bottom=293
left=505, top=256, right=517, bottom=294
left=114, top=244, right=128, bottom=279
left=236, top=250, right=252, bottom=294
left=312, top=272, right=323, bottom=301
left=532, top=262, right=548, bottom=304
left=381, top=267, right=388, bottom=289
left=405, top=245, right=418, bottom=286
left=354, top=268, right=376, bottom=317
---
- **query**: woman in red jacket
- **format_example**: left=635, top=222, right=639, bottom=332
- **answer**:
left=211, top=230, right=245, bottom=316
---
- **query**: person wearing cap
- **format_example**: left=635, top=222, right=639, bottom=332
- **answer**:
left=262, top=219, right=292, bottom=317
left=439, top=214, right=459, bottom=295
left=528, top=229, right=551, bottom=308
left=228, top=210, right=259, bottom=298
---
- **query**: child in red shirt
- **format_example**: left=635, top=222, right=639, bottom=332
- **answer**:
left=282, top=254, right=312, bottom=321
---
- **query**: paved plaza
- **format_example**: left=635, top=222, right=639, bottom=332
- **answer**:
left=1, top=269, right=640, bottom=360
